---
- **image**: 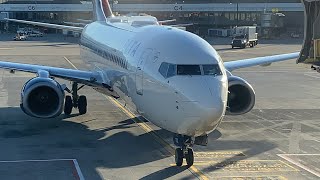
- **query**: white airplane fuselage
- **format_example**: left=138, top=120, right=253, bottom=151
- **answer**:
left=80, top=21, right=228, bottom=137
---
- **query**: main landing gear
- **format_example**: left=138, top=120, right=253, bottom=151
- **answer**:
left=173, top=134, right=194, bottom=167
left=64, top=82, right=87, bottom=115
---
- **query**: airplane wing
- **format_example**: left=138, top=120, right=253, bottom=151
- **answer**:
left=170, top=23, right=194, bottom=27
left=0, top=61, right=107, bottom=87
left=5, top=19, right=83, bottom=32
left=158, top=19, right=176, bottom=24
left=64, top=21, right=87, bottom=27
left=224, top=52, right=300, bottom=72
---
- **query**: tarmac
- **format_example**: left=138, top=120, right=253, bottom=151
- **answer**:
left=0, top=34, right=319, bottom=180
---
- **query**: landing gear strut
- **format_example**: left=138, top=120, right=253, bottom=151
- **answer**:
left=64, top=82, right=87, bottom=115
left=173, top=134, right=194, bottom=167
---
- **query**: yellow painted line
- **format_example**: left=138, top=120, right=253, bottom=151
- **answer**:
left=105, top=96, right=209, bottom=180
left=64, top=56, right=209, bottom=180
left=190, top=166, right=208, bottom=180
left=63, top=56, right=78, bottom=70
left=216, top=175, right=288, bottom=180
left=170, top=161, right=216, bottom=166
left=278, top=160, right=300, bottom=172
left=195, top=151, right=246, bottom=157
left=278, top=154, right=318, bottom=177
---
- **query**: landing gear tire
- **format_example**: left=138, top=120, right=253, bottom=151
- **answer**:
left=185, top=148, right=194, bottom=167
left=175, top=148, right=184, bottom=167
left=64, top=95, right=73, bottom=115
left=78, top=95, right=87, bottom=115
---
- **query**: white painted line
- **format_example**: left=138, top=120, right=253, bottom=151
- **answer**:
left=72, top=159, right=85, bottom=180
left=278, top=154, right=320, bottom=178
left=0, top=159, right=85, bottom=180
left=0, top=158, right=74, bottom=163
left=64, top=56, right=78, bottom=70
left=278, top=154, right=320, bottom=156
left=304, top=73, right=320, bottom=79
left=0, top=48, right=13, bottom=50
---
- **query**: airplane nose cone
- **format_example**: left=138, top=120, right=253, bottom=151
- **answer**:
left=200, top=76, right=228, bottom=133
left=174, top=76, right=228, bottom=136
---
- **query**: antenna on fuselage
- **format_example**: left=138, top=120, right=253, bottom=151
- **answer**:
left=93, top=0, right=114, bottom=21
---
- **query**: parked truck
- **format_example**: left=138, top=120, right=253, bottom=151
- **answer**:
left=231, top=26, right=258, bottom=49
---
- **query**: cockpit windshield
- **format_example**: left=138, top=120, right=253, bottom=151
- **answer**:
left=159, top=62, right=222, bottom=78
left=177, top=65, right=201, bottom=75
left=203, top=65, right=223, bottom=76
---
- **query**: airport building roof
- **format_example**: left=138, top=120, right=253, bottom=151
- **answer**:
left=1, top=0, right=301, bottom=4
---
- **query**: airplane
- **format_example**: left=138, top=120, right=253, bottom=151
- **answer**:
left=2, top=0, right=300, bottom=167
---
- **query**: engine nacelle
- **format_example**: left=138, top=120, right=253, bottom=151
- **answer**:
left=226, top=76, right=255, bottom=115
left=21, top=77, right=65, bottom=118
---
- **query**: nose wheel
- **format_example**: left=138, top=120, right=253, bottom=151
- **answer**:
left=173, top=134, right=194, bottom=167
left=63, top=82, right=87, bottom=115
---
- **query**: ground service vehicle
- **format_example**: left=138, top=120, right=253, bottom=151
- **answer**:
left=13, top=33, right=27, bottom=41
left=231, top=26, right=258, bottom=48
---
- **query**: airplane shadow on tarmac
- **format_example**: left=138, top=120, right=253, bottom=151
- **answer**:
left=0, top=107, right=277, bottom=180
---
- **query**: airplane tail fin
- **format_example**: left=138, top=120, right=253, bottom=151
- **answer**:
left=93, top=0, right=114, bottom=21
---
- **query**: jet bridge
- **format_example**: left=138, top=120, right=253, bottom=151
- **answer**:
left=298, top=0, right=320, bottom=65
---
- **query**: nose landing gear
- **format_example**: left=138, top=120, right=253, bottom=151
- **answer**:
left=173, top=134, right=194, bottom=167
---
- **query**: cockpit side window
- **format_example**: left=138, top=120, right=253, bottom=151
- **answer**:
left=159, top=62, right=169, bottom=78
left=203, top=65, right=222, bottom=76
left=177, top=65, right=201, bottom=75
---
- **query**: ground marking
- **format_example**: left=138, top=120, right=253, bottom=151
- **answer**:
left=64, top=56, right=209, bottom=180
left=72, top=159, right=85, bottom=180
left=0, top=48, right=13, bottom=50
left=278, top=154, right=320, bottom=178
left=304, top=73, right=320, bottom=79
left=214, top=175, right=288, bottom=180
left=107, top=96, right=208, bottom=180
left=0, top=159, right=85, bottom=180
left=64, top=56, right=78, bottom=70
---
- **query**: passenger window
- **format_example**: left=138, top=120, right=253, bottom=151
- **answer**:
left=159, top=62, right=169, bottom=78
left=177, top=65, right=201, bottom=75
left=203, top=65, right=222, bottom=76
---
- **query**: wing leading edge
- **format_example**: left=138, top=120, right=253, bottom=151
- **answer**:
left=224, top=52, right=300, bottom=72
left=0, top=61, right=105, bottom=86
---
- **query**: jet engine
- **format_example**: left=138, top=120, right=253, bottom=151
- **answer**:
left=226, top=76, right=255, bottom=115
left=20, top=77, right=65, bottom=118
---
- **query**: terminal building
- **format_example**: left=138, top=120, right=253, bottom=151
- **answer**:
left=0, top=0, right=304, bottom=36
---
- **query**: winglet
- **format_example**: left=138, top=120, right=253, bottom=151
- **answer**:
left=93, top=0, right=114, bottom=21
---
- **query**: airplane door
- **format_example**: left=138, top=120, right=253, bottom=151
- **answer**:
left=136, top=49, right=152, bottom=95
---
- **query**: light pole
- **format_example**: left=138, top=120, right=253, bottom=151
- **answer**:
left=236, top=0, right=239, bottom=26
left=230, top=0, right=239, bottom=27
